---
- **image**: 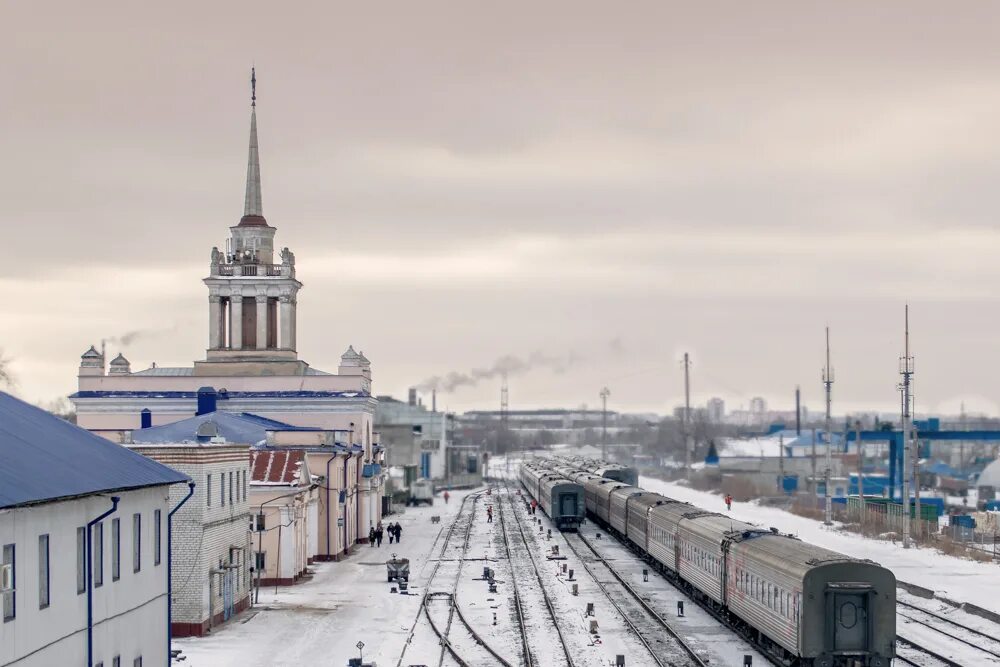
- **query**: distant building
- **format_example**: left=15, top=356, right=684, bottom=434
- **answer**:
left=707, top=397, right=725, bottom=423
left=0, top=392, right=188, bottom=667
left=460, top=408, right=626, bottom=446
left=749, top=397, right=768, bottom=415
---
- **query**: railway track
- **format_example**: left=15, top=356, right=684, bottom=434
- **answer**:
left=561, top=530, right=709, bottom=667
left=895, top=637, right=966, bottom=667
left=496, top=481, right=576, bottom=667
left=895, top=599, right=1000, bottom=666
left=396, top=491, right=496, bottom=667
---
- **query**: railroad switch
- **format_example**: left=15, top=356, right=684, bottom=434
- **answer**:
left=562, top=563, right=567, bottom=574
left=586, top=602, right=595, bottom=616
left=616, top=656, right=626, bottom=667
left=571, top=583, right=578, bottom=595
left=547, top=529, right=552, bottom=539
left=642, top=568, right=648, bottom=582
left=568, top=568, right=575, bottom=580
left=677, top=601, right=684, bottom=617
left=744, top=656, right=752, bottom=666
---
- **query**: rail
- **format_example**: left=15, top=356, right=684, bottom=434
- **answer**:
left=564, top=530, right=709, bottom=667
left=497, top=481, right=576, bottom=667
left=394, top=491, right=480, bottom=667
left=895, top=636, right=964, bottom=667
left=897, top=600, right=1000, bottom=663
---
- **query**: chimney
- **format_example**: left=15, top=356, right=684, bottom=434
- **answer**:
left=408, top=387, right=417, bottom=406
left=432, top=388, right=437, bottom=413
left=196, top=387, right=218, bottom=416
left=795, top=386, right=801, bottom=436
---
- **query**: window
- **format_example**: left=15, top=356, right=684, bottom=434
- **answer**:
left=132, top=513, right=141, bottom=573
left=154, top=510, right=161, bottom=566
left=113, top=657, right=120, bottom=667
left=2, top=543, right=15, bottom=621
left=255, top=551, right=265, bottom=570
left=94, top=522, right=104, bottom=587
left=207, top=474, right=212, bottom=507
left=243, top=470, right=247, bottom=501
left=38, top=535, right=49, bottom=609
left=77, top=527, right=86, bottom=594
left=220, top=473, right=225, bottom=507
left=112, top=519, right=120, bottom=581
left=229, top=471, right=234, bottom=505
left=133, top=657, right=142, bottom=667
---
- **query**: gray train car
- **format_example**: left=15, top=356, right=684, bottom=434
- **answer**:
left=608, top=485, right=643, bottom=535
left=593, top=464, right=639, bottom=487
left=624, top=492, right=671, bottom=551
left=676, top=512, right=754, bottom=604
left=580, top=476, right=627, bottom=524
left=518, top=463, right=585, bottom=531
left=727, top=533, right=895, bottom=666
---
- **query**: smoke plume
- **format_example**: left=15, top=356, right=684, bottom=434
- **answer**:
left=418, top=350, right=583, bottom=393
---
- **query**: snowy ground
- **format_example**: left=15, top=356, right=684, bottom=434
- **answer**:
left=639, top=476, right=1000, bottom=617
left=174, top=489, right=477, bottom=666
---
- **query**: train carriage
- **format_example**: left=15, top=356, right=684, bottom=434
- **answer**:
left=538, top=474, right=585, bottom=530
left=677, top=512, right=758, bottom=605
left=608, top=485, right=643, bottom=535
left=645, top=499, right=698, bottom=570
left=580, top=476, right=624, bottom=524
left=623, top=492, right=670, bottom=551
left=728, top=534, right=895, bottom=666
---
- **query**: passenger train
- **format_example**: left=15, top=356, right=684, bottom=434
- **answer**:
left=517, top=461, right=585, bottom=530
left=519, top=459, right=895, bottom=667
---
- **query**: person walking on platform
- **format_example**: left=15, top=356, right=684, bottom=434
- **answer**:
left=394, top=522, right=403, bottom=543
left=530, top=499, right=538, bottom=515
left=376, top=524, right=384, bottom=547
left=388, top=524, right=395, bottom=544
left=725, top=494, right=733, bottom=511
left=443, top=490, right=450, bottom=504
left=487, top=505, right=494, bottom=523
left=369, top=525, right=376, bottom=547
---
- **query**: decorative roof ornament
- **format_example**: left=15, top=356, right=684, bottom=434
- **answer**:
left=81, top=346, right=102, bottom=359
left=239, top=67, right=266, bottom=227
left=341, top=345, right=361, bottom=362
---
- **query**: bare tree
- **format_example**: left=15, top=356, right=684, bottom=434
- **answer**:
left=0, top=349, right=15, bottom=390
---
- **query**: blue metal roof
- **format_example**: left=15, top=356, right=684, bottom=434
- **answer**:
left=70, top=390, right=371, bottom=399
left=0, top=392, right=189, bottom=509
left=131, top=411, right=317, bottom=445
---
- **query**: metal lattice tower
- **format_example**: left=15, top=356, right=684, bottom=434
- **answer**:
left=823, top=327, right=834, bottom=526
left=683, top=353, right=692, bottom=479
left=898, top=304, right=915, bottom=548
left=600, top=387, right=610, bottom=461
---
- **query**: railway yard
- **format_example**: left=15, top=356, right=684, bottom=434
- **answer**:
left=173, top=458, right=1000, bottom=666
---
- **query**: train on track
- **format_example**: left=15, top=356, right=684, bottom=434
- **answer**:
left=518, top=461, right=585, bottom=530
left=518, top=458, right=896, bottom=667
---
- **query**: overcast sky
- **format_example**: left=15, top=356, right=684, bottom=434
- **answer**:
left=2, top=2, right=1000, bottom=416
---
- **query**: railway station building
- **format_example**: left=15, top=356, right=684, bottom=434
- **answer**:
left=68, top=76, right=385, bottom=548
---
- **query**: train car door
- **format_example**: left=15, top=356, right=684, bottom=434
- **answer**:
left=559, top=492, right=577, bottom=517
left=826, top=583, right=871, bottom=654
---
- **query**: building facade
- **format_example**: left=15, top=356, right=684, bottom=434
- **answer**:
left=0, top=393, right=189, bottom=667
left=127, top=440, right=253, bottom=637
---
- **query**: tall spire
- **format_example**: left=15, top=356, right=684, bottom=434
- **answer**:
left=240, top=66, right=266, bottom=226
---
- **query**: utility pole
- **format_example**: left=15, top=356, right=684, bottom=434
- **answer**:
left=899, top=304, right=914, bottom=548
left=683, top=353, right=692, bottom=480
left=795, top=386, right=801, bottom=436
left=811, top=428, right=818, bottom=495
left=915, top=448, right=922, bottom=539
left=778, top=433, right=785, bottom=494
left=500, top=372, right=509, bottom=460
left=823, top=327, right=834, bottom=526
left=856, top=419, right=864, bottom=529
left=600, top=387, right=610, bottom=461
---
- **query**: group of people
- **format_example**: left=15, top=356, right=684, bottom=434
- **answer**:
left=368, top=522, right=404, bottom=547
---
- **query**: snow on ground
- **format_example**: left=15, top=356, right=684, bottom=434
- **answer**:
left=640, top=476, right=1000, bottom=616
left=174, top=489, right=477, bottom=667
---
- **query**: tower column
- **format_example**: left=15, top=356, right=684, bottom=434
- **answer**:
left=289, top=298, right=297, bottom=351
left=279, top=295, right=293, bottom=350
left=256, top=294, right=268, bottom=350
left=209, top=295, right=222, bottom=349
left=230, top=294, right=243, bottom=349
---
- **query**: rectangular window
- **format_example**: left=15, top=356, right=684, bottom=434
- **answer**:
left=38, top=534, right=49, bottom=609
left=255, top=551, right=265, bottom=570
left=132, top=513, right=141, bottom=573
left=133, top=657, right=142, bottom=667
left=94, top=522, right=104, bottom=587
left=242, top=470, right=247, bottom=501
left=113, top=657, right=120, bottom=667
left=154, top=510, right=161, bottom=566
left=207, top=474, right=212, bottom=507
left=112, top=519, right=120, bottom=581
left=221, top=472, right=225, bottom=506
left=2, top=543, right=15, bottom=621
left=229, top=471, right=234, bottom=505
left=77, top=527, right=86, bottom=594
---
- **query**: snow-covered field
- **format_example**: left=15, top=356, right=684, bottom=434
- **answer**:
left=640, top=476, right=1000, bottom=616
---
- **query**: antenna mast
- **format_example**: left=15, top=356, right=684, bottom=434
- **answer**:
left=500, top=372, right=509, bottom=458
left=683, top=353, right=692, bottom=480
left=600, top=387, right=610, bottom=461
left=823, top=327, right=834, bottom=526
left=899, top=304, right=914, bottom=548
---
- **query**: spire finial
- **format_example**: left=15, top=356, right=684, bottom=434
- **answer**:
left=239, top=68, right=265, bottom=225
left=251, top=66, right=256, bottom=108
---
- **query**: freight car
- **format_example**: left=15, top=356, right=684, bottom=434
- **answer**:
left=518, top=462, right=585, bottom=530
left=563, top=462, right=895, bottom=667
